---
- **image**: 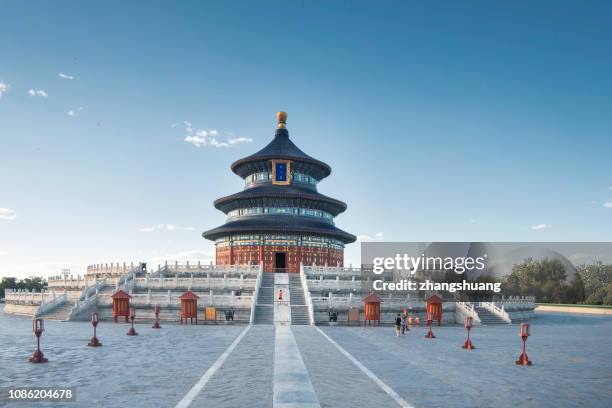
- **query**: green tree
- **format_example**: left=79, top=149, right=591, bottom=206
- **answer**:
left=577, top=261, right=612, bottom=298
left=503, top=258, right=575, bottom=303
left=1, top=276, right=47, bottom=298
left=0, top=277, right=18, bottom=298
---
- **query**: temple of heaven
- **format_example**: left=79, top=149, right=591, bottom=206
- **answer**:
left=203, top=112, right=356, bottom=273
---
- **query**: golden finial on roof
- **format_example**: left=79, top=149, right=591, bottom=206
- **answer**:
left=277, top=111, right=287, bottom=129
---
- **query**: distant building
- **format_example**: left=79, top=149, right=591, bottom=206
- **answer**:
left=203, top=112, right=356, bottom=272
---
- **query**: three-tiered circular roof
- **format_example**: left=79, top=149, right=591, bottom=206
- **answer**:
left=202, top=112, right=356, bottom=244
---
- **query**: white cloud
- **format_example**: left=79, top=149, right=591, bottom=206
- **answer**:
left=603, top=200, right=612, bottom=209
left=28, top=89, right=48, bottom=97
left=0, top=208, right=16, bottom=220
left=228, top=137, right=254, bottom=145
left=139, top=224, right=195, bottom=232
left=0, top=250, right=8, bottom=256
left=180, top=121, right=252, bottom=148
left=58, top=73, right=75, bottom=80
left=67, top=107, right=83, bottom=117
left=0, top=82, right=8, bottom=98
left=531, top=224, right=549, bottom=231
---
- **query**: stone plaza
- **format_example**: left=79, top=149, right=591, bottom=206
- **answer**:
left=1, top=305, right=611, bottom=408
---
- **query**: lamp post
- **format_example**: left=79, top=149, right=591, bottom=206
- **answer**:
left=127, top=307, right=138, bottom=336
left=462, top=316, right=475, bottom=349
left=29, top=319, right=48, bottom=363
left=87, top=312, right=102, bottom=347
left=425, top=313, right=436, bottom=338
left=515, top=323, right=532, bottom=365
left=152, top=305, right=161, bottom=329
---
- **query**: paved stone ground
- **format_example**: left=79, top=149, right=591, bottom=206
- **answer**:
left=187, top=325, right=274, bottom=408
left=318, top=313, right=612, bottom=408
left=1, top=305, right=611, bottom=408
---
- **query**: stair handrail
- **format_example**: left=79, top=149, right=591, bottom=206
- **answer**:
left=116, top=266, right=140, bottom=291
left=480, top=301, right=511, bottom=323
left=68, top=279, right=108, bottom=321
left=250, top=262, right=264, bottom=324
left=300, top=263, right=315, bottom=325
left=34, top=290, right=68, bottom=318
left=455, top=301, right=481, bottom=324
left=79, top=278, right=107, bottom=301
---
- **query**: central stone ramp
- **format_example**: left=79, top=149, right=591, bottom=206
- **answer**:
left=292, top=326, right=399, bottom=407
left=274, top=273, right=292, bottom=325
left=188, top=326, right=275, bottom=408
left=273, top=326, right=321, bottom=408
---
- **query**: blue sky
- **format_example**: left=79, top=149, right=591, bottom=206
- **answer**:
left=1, top=1, right=611, bottom=278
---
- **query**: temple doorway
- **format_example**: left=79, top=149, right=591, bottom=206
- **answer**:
left=275, top=252, right=286, bottom=272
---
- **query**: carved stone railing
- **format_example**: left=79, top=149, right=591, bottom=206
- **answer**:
left=133, top=276, right=255, bottom=291
left=4, top=289, right=54, bottom=305
left=303, top=265, right=362, bottom=278
left=47, top=275, right=86, bottom=289
left=97, top=292, right=253, bottom=309
left=306, top=278, right=361, bottom=292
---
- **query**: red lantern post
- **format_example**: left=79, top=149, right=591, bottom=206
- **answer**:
left=425, top=312, right=436, bottom=338
left=462, top=316, right=475, bottom=349
left=515, top=323, right=532, bottom=365
left=127, top=307, right=138, bottom=336
left=87, top=312, right=102, bottom=347
left=29, top=319, right=48, bottom=363
left=152, top=305, right=161, bottom=329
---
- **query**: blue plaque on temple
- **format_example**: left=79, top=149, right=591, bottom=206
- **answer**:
left=275, top=162, right=287, bottom=182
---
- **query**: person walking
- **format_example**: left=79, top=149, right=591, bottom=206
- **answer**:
left=401, top=315, right=408, bottom=335
left=395, top=314, right=401, bottom=337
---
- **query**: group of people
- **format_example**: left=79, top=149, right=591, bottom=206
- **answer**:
left=394, top=313, right=421, bottom=336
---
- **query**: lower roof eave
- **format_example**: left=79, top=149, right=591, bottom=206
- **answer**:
left=202, top=224, right=356, bottom=245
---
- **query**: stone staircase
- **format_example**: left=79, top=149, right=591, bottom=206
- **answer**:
left=289, top=275, right=310, bottom=325
left=475, top=307, right=508, bottom=325
left=254, top=273, right=274, bottom=324
left=41, top=302, right=74, bottom=321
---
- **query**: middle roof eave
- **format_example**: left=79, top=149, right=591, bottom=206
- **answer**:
left=213, top=184, right=348, bottom=215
